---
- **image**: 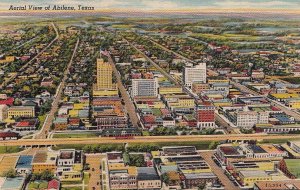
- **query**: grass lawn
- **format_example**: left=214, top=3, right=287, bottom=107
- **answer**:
left=38, top=115, right=47, bottom=129
left=0, top=146, right=24, bottom=154
left=22, top=136, right=33, bottom=139
left=285, top=159, right=300, bottom=178
left=28, top=181, right=48, bottom=190
left=52, top=132, right=100, bottom=139
left=61, top=180, right=82, bottom=185
left=261, top=138, right=300, bottom=144
left=52, top=144, right=88, bottom=150
left=142, top=131, right=150, bottom=136
left=62, top=187, right=82, bottom=190
left=83, top=172, right=90, bottom=184
left=128, top=141, right=214, bottom=150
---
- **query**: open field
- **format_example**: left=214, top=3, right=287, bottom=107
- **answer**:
left=52, top=132, right=101, bottom=139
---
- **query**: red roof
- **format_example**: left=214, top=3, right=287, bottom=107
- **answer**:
left=143, top=115, right=156, bottom=124
left=48, top=179, right=60, bottom=190
left=16, top=121, right=30, bottom=127
left=0, top=97, right=14, bottom=106
left=0, top=132, right=19, bottom=138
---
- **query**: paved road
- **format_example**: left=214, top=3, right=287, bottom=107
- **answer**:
left=231, top=80, right=300, bottom=121
left=215, top=113, right=238, bottom=134
left=35, top=38, right=80, bottom=139
left=0, top=23, right=59, bottom=89
left=149, top=38, right=196, bottom=64
left=125, top=38, right=179, bottom=85
left=1, top=133, right=299, bottom=147
left=200, top=151, right=239, bottom=190
left=86, top=154, right=104, bottom=190
left=126, top=38, right=200, bottom=101
left=108, top=55, right=140, bottom=128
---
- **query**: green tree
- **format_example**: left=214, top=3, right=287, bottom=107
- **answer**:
left=208, top=141, right=220, bottom=149
left=2, top=169, right=17, bottom=178
left=161, top=173, right=169, bottom=185
left=40, top=170, right=54, bottom=181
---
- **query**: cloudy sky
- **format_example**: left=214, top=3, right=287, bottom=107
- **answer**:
left=1, top=0, right=299, bottom=11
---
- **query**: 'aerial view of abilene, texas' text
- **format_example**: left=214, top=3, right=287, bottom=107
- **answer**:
left=0, top=0, right=300, bottom=189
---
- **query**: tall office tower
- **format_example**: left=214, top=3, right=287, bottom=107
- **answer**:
left=131, top=78, right=158, bottom=97
left=183, top=63, right=207, bottom=87
left=96, top=58, right=113, bottom=90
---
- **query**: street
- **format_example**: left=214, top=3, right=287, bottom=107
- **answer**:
left=1, top=133, right=299, bottom=147
left=86, top=154, right=105, bottom=190
left=0, top=23, right=59, bottom=89
left=35, top=38, right=80, bottom=139
left=200, top=151, right=239, bottom=190
left=108, top=55, right=140, bottom=128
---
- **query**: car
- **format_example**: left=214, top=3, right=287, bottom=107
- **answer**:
left=233, top=181, right=239, bottom=186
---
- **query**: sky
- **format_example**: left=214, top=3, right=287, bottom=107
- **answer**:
left=1, top=0, right=300, bottom=12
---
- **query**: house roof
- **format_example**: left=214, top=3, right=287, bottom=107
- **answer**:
left=48, top=179, right=60, bottom=189
left=0, top=97, right=14, bottom=106
left=0, top=132, right=19, bottom=138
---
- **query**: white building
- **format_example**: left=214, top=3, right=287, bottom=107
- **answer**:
left=0, top=105, right=8, bottom=122
left=131, top=78, right=158, bottom=97
left=236, top=111, right=269, bottom=129
left=236, top=111, right=258, bottom=129
left=183, top=63, right=207, bottom=87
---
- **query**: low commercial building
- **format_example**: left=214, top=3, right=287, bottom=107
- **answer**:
left=101, top=128, right=142, bottom=137
left=216, top=145, right=245, bottom=165
left=0, top=132, right=19, bottom=140
left=109, top=166, right=138, bottom=190
left=15, top=155, right=33, bottom=175
left=14, top=119, right=38, bottom=131
left=192, top=82, right=210, bottom=94
left=161, top=146, right=196, bottom=156
left=56, top=149, right=83, bottom=182
left=183, top=172, right=218, bottom=189
left=238, top=170, right=272, bottom=187
left=32, top=151, right=57, bottom=174
left=7, top=106, right=35, bottom=119
left=137, top=167, right=161, bottom=190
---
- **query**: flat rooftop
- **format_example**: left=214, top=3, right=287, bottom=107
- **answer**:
left=220, top=146, right=241, bottom=155
left=137, top=167, right=160, bottom=181
left=240, top=170, right=269, bottom=178
left=16, top=155, right=33, bottom=169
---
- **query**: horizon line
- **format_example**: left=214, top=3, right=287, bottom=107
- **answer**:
left=1, top=8, right=300, bottom=15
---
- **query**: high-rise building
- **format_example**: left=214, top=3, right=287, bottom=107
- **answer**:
left=196, top=103, right=215, bottom=129
left=131, top=78, right=158, bottom=97
left=183, top=63, right=207, bottom=87
left=96, top=58, right=113, bottom=90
